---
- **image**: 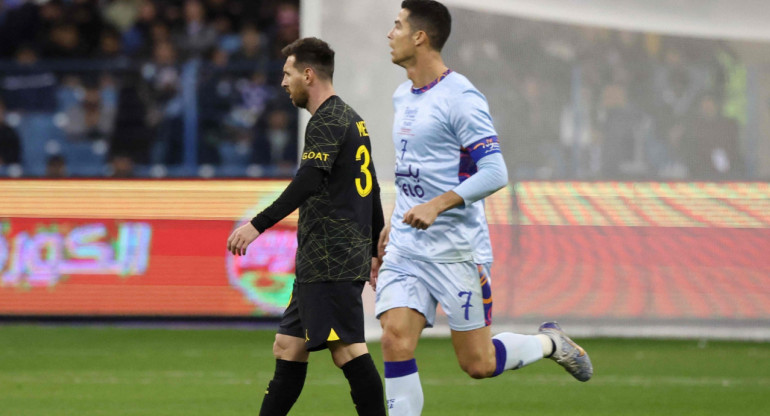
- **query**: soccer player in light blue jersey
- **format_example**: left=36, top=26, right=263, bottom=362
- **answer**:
left=373, top=2, right=593, bottom=414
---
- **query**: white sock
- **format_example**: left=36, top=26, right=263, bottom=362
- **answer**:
left=492, top=332, right=544, bottom=372
left=384, top=360, right=423, bottom=416
left=536, top=333, right=555, bottom=357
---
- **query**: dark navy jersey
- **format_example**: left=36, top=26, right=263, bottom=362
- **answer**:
left=296, top=95, right=382, bottom=283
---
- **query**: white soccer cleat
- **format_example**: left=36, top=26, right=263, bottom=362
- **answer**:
left=538, top=321, right=593, bottom=382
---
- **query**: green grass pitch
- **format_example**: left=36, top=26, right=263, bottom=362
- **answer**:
left=1, top=325, right=768, bottom=415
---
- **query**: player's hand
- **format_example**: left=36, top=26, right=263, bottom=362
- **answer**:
left=377, top=223, right=390, bottom=258
left=227, top=223, right=261, bottom=256
left=369, top=256, right=380, bottom=291
left=402, top=202, right=440, bottom=230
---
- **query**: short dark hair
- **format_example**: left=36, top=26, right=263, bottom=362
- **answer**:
left=281, top=37, right=335, bottom=80
left=401, top=0, right=451, bottom=51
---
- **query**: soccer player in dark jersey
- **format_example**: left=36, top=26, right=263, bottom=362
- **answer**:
left=227, top=37, right=386, bottom=416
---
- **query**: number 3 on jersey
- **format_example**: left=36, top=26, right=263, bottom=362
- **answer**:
left=355, top=145, right=372, bottom=197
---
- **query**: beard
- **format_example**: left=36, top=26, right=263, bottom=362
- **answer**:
left=290, top=87, right=309, bottom=109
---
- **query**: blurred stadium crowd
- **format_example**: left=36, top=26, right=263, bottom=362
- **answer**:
left=0, top=1, right=753, bottom=180
left=0, top=0, right=299, bottom=178
left=449, top=15, right=749, bottom=181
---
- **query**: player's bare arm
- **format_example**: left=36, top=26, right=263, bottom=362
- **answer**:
left=402, top=190, right=463, bottom=230
left=369, top=256, right=381, bottom=290
left=227, top=223, right=260, bottom=256
left=377, top=222, right=390, bottom=258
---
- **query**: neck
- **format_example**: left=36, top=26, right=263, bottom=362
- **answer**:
left=306, top=84, right=335, bottom=115
left=404, top=50, right=448, bottom=89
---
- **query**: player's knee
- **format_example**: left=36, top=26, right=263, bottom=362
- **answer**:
left=272, top=338, right=286, bottom=359
left=458, top=355, right=495, bottom=379
left=380, top=326, right=416, bottom=358
left=460, top=361, right=493, bottom=379
left=272, top=335, right=306, bottom=361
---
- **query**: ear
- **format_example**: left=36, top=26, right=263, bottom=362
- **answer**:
left=303, top=67, right=313, bottom=85
left=413, top=30, right=428, bottom=48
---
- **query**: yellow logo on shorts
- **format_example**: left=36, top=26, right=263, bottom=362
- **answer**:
left=327, top=328, right=340, bottom=341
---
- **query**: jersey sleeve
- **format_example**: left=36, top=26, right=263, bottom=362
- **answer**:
left=370, top=166, right=384, bottom=258
left=250, top=166, right=325, bottom=232
left=448, top=89, right=500, bottom=155
left=300, top=116, right=346, bottom=172
left=449, top=89, right=507, bottom=206
left=453, top=152, right=508, bottom=206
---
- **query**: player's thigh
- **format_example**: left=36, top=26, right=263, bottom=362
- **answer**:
left=328, top=341, right=369, bottom=368
left=423, top=261, right=488, bottom=331
left=450, top=325, right=496, bottom=378
left=379, top=307, right=426, bottom=361
left=273, top=333, right=309, bottom=362
left=375, top=253, right=438, bottom=327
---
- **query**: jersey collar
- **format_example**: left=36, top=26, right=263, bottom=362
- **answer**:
left=411, top=69, right=453, bottom=95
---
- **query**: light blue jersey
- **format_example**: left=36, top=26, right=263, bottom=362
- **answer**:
left=386, top=70, right=500, bottom=263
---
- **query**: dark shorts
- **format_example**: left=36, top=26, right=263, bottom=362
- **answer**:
left=278, top=280, right=366, bottom=352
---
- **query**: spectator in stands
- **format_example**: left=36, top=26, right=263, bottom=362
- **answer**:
left=35, top=0, right=66, bottom=48
left=137, top=20, right=174, bottom=59
left=0, top=44, right=57, bottom=113
left=652, top=43, right=708, bottom=138
left=70, top=0, right=105, bottom=55
left=230, top=22, right=268, bottom=70
left=45, top=154, right=67, bottom=178
left=95, top=26, right=126, bottom=60
left=252, top=104, right=296, bottom=168
left=121, top=0, right=158, bottom=56
left=265, top=109, right=293, bottom=167
left=109, top=153, right=135, bottom=178
left=511, top=74, right=560, bottom=179
left=197, top=46, right=233, bottom=165
left=606, top=31, right=655, bottom=104
left=173, top=0, right=218, bottom=59
left=63, top=84, right=116, bottom=142
left=143, top=40, right=184, bottom=165
left=681, top=94, right=742, bottom=179
left=205, top=0, right=240, bottom=32
left=0, top=0, right=41, bottom=58
left=0, top=99, right=21, bottom=167
left=159, top=1, right=184, bottom=30
left=560, top=85, right=599, bottom=178
left=110, top=74, right=152, bottom=165
left=210, top=12, right=238, bottom=52
left=103, top=0, right=141, bottom=33
left=227, top=70, right=276, bottom=146
left=271, top=2, right=299, bottom=57
left=596, top=82, right=654, bottom=178
left=43, top=22, right=89, bottom=59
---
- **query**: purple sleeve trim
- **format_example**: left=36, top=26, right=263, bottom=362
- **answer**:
left=467, top=136, right=501, bottom=163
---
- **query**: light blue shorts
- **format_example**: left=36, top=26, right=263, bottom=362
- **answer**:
left=375, top=252, right=493, bottom=331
